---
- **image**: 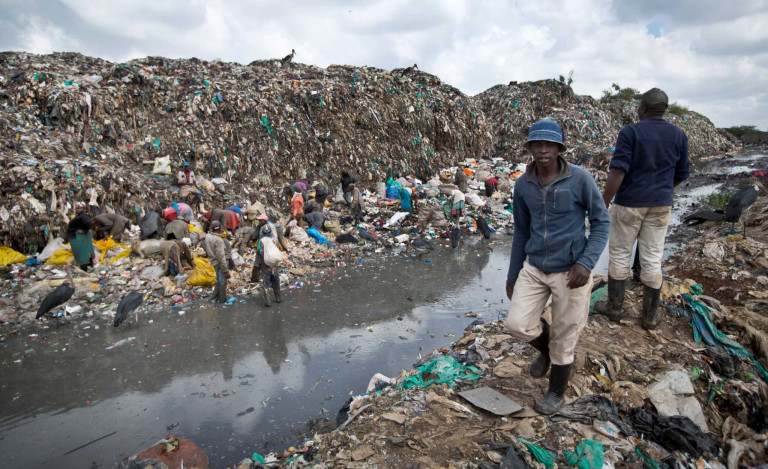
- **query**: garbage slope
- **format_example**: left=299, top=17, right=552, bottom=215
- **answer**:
left=0, top=51, right=488, bottom=248
left=474, top=79, right=736, bottom=165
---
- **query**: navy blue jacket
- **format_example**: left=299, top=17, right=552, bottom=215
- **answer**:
left=507, top=157, right=610, bottom=284
left=610, top=117, right=689, bottom=207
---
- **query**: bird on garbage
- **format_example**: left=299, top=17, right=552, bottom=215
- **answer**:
left=476, top=216, right=491, bottom=240
left=684, top=184, right=759, bottom=237
left=114, top=290, right=144, bottom=327
left=36, top=280, right=75, bottom=320
left=401, top=63, right=419, bottom=76
left=410, top=238, right=434, bottom=258
left=281, top=49, right=295, bottom=65
left=450, top=226, right=462, bottom=248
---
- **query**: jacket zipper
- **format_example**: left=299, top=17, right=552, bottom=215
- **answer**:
left=543, top=186, right=548, bottom=269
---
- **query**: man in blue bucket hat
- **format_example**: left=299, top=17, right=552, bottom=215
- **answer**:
left=505, top=119, right=610, bottom=414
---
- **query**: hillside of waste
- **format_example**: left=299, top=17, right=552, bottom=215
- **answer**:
left=0, top=52, right=736, bottom=251
left=475, top=79, right=736, bottom=167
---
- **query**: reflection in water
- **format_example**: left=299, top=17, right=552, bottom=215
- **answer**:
left=0, top=241, right=502, bottom=469
left=263, top=310, right=288, bottom=375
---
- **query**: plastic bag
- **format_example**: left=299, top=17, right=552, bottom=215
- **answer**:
left=46, top=250, right=74, bottom=265
left=398, top=356, right=482, bottom=389
left=288, top=221, right=311, bottom=243
left=262, top=237, right=282, bottom=267
left=306, top=227, right=329, bottom=244
left=187, top=257, right=216, bottom=286
left=94, top=237, right=127, bottom=263
left=323, top=219, right=342, bottom=236
left=564, top=440, right=604, bottom=469
left=109, top=248, right=131, bottom=264
left=38, top=237, right=68, bottom=262
left=152, top=155, right=172, bottom=175
left=0, top=246, right=27, bottom=266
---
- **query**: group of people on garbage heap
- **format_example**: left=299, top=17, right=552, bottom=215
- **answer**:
left=60, top=159, right=391, bottom=309
left=504, top=88, right=689, bottom=415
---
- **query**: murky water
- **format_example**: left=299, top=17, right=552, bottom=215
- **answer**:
left=0, top=241, right=508, bottom=468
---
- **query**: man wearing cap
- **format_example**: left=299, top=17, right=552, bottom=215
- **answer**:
left=201, top=221, right=229, bottom=303
left=505, top=119, right=610, bottom=414
left=597, top=88, right=689, bottom=330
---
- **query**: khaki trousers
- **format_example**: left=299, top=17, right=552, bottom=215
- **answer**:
left=505, top=262, right=593, bottom=365
left=608, top=204, right=671, bottom=289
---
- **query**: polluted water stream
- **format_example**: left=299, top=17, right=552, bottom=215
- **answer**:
left=0, top=240, right=507, bottom=468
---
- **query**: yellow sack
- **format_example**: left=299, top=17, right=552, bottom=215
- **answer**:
left=94, top=237, right=128, bottom=263
left=187, top=256, right=216, bottom=286
left=188, top=224, right=203, bottom=233
left=109, top=248, right=131, bottom=264
left=47, top=250, right=74, bottom=265
left=0, top=246, right=27, bottom=266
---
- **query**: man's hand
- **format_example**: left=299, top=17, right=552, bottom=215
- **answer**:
left=506, top=281, right=515, bottom=300
left=566, top=264, right=590, bottom=289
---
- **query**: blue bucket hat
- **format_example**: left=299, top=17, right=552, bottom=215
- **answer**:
left=525, top=119, right=566, bottom=152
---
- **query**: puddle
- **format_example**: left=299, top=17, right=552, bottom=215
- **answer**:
left=0, top=242, right=509, bottom=468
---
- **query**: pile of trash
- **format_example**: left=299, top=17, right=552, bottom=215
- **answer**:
left=0, top=152, right=521, bottom=326
left=476, top=79, right=736, bottom=166
left=0, top=51, right=490, bottom=250
left=235, top=274, right=767, bottom=468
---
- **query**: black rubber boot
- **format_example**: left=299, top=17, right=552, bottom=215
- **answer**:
left=534, top=363, right=572, bottom=415
left=263, top=285, right=272, bottom=307
left=641, top=284, right=662, bottom=330
left=528, top=320, right=551, bottom=378
left=273, top=283, right=283, bottom=303
left=594, top=278, right=626, bottom=322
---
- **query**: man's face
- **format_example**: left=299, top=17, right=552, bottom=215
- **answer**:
left=184, top=166, right=190, bottom=173
left=529, top=141, right=560, bottom=170
left=75, top=206, right=84, bottom=214
left=250, top=195, right=257, bottom=202
left=259, top=220, right=267, bottom=226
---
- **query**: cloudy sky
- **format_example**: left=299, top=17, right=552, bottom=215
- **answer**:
left=2, top=0, right=767, bottom=129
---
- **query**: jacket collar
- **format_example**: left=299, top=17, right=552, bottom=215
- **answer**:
left=524, top=155, right=571, bottom=185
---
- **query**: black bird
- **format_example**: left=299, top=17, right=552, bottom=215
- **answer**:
left=37, top=282, right=75, bottom=319
left=281, top=49, right=295, bottom=65
left=476, top=217, right=491, bottom=240
left=685, top=184, right=759, bottom=236
left=114, top=290, right=143, bottom=327
left=450, top=226, right=462, bottom=248
left=401, top=63, right=418, bottom=76
left=410, top=238, right=435, bottom=258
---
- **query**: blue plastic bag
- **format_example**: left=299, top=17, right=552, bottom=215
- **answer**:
left=306, top=227, right=329, bottom=244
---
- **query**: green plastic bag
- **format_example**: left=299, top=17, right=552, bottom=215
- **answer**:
left=589, top=285, right=607, bottom=315
left=564, top=440, right=604, bottom=469
left=398, top=356, right=482, bottom=390
left=519, top=438, right=556, bottom=468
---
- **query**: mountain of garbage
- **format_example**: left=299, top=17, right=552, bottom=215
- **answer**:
left=476, top=79, right=736, bottom=166
left=0, top=52, right=735, bottom=251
